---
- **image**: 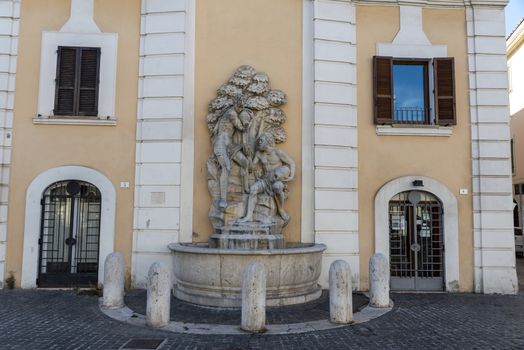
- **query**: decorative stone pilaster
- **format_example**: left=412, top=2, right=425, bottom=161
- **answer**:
left=311, top=0, right=359, bottom=289
left=0, top=0, right=19, bottom=288
left=133, top=0, right=195, bottom=287
left=466, top=3, right=518, bottom=294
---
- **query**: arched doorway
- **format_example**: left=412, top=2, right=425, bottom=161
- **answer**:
left=374, top=176, right=459, bottom=292
left=37, top=180, right=102, bottom=287
left=389, top=190, right=444, bottom=291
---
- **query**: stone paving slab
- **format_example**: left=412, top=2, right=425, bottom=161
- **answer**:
left=2, top=288, right=524, bottom=349
left=125, top=290, right=368, bottom=325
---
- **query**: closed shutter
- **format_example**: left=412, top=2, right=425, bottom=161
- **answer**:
left=54, top=47, right=77, bottom=116
left=78, top=48, right=100, bottom=116
left=434, top=57, right=456, bottom=126
left=373, top=56, right=394, bottom=124
left=54, top=47, right=100, bottom=116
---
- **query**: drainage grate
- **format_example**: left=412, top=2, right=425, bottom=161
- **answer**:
left=120, top=338, right=167, bottom=350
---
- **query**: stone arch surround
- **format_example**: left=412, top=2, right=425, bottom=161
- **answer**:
left=374, top=176, right=459, bottom=292
left=21, top=166, right=116, bottom=288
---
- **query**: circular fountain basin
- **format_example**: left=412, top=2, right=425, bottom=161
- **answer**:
left=168, top=243, right=327, bottom=308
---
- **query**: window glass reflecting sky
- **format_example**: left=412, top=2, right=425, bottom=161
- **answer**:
left=393, top=64, right=426, bottom=122
left=393, top=64, right=425, bottom=109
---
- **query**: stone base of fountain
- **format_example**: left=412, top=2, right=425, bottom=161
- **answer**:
left=209, top=223, right=285, bottom=250
left=168, top=242, right=327, bottom=308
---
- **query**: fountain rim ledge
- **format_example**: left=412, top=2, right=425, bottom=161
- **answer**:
left=168, top=242, right=327, bottom=255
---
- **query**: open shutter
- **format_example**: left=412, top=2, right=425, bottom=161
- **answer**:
left=373, top=56, right=393, bottom=124
left=77, top=48, right=100, bottom=116
left=54, top=47, right=78, bottom=116
left=434, top=57, right=456, bottom=126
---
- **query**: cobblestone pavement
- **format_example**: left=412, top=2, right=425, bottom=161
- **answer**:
left=1, top=258, right=524, bottom=349
left=125, top=290, right=368, bottom=325
left=2, top=289, right=524, bottom=349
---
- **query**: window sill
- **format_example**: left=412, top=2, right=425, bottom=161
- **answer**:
left=33, top=117, right=117, bottom=126
left=376, top=125, right=452, bottom=137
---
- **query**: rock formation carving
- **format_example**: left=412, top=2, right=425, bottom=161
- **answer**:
left=206, top=65, right=294, bottom=239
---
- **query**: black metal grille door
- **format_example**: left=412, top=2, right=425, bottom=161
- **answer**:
left=389, top=191, right=444, bottom=291
left=38, top=180, right=101, bottom=287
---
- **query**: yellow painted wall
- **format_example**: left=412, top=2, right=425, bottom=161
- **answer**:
left=512, top=109, right=524, bottom=184
left=193, top=0, right=303, bottom=242
left=356, top=6, right=474, bottom=291
left=5, top=0, right=140, bottom=287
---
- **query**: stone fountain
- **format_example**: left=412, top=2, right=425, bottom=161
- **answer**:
left=169, top=65, right=326, bottom=308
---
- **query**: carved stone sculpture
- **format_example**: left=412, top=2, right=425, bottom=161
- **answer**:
left=206, top=65, right=295, bottom=248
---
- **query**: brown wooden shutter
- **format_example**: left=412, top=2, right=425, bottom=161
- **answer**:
left=54, top=46, right=100, bottom=116
left=54, top=47, right=77, bottom=116
left=373, top=56, right=393, bottom=124
left=78, top=48, right=100, bottom=116
left=434, top=57, right=456, bottom=126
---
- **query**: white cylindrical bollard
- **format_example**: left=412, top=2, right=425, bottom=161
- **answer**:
left=146, top=262, right=171, bottom=328
left=241, top=262, right=266, bottom=333
left=329, top=260, right=353, bottom=324
left=369, top=253, right=390, bottom=308
left=102, top=252, right=125, bottom=309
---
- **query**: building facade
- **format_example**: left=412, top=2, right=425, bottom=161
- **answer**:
left=0, top=0, right=517, bottom=294
left=509, top=19, right=524, bottom=258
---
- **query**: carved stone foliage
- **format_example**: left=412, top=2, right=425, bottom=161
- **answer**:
left=206, top=65, right=295, bottom=234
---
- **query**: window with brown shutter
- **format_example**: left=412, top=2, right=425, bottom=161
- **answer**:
left=373, top=56, right=394, bottom=125
left=373, top=56, right=456, bottom=127
left=434, top=57, right=456, bottom=126
left=54, top=46, right=101, bottom=117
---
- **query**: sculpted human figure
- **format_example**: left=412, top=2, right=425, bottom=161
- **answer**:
left=238, top=133, right=295, bottom=224
left=212, top=95, right=252, bottom=209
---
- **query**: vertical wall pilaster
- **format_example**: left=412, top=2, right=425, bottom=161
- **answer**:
left=0, top=0, right=19, bottom=288
left=312, top=0, right=359, bottom=288
left=134, top=0, right=194, bottom=287
left=467, top=4, right=517, bottom=294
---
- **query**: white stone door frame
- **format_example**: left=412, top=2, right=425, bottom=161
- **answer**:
left=21, top=166, right=116, bottom=288
left=374, top=176, right=459, bottom=292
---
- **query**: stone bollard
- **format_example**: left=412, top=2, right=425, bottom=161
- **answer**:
left=369, top=253, right=390, bottom=308
left=329, top=260, right=353, bottom=324
left=146, top=262, right=171, bottom=328
left=241, top=262, right=266, bottom=333
left=102, top=252, right=125, bottom=309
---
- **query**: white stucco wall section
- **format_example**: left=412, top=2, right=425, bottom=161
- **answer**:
left=133, top=0, right=194, bottom=287
left=467, top=5, right=518, bottom=294
left=311, top=0, right=359, bottom=289
left=374, top=176, right=460, bottom=292
left=35, top=0, right=118, bottom=120
left=21, top=166, right=116, bottom=288
left=0, top=0, right=19, bottom=288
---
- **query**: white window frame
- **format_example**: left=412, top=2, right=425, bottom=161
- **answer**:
left=36, top=32, right=118, bottom=121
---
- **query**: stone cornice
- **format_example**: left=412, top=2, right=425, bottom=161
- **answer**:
left=354, top=0, right=509, bottom=7
left=507, top=20, right=524, bottom=58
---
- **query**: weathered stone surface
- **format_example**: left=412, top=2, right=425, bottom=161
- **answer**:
left=102, top=252, right=125, bottom=309
left=369, top=253, right=390, bottom=308
left=329, top=260, right=353, bottom=324
left=241, top=262, right=266, bottom=332
left=206, top=65, right=295, bottom=249
left=146, top=262, right=171, bottom=328
left=170, top=243, right=326, bottom=308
